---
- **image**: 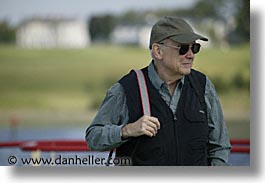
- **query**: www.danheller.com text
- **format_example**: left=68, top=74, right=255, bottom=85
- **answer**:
left=7, top=154, right=132, bottom=166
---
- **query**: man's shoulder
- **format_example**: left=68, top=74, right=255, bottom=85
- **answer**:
left=118, top=70, right=139, bottom=90
left=190, top=69, right=213, bottom=87
left=119, top=70, right=136, bottom=83
left=106, top=82, right=125, bottom=97
left=190, top=69, right=207, bottom=86
left=119, top=66, right=149, bottom=84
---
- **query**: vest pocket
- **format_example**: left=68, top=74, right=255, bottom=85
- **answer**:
left=132, top=134, right=165, bottom=165
left=183, top=94, right=207, bottom=123
left=182, top=85, right=207, bottom=123
left=184, top=108, right=207, bottom=122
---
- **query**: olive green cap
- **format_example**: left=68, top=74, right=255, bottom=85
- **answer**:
left=149, top=16, right=208, bottom=49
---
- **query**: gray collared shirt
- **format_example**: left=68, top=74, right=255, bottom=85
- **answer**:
left=86, top=61, right=231, bottom=166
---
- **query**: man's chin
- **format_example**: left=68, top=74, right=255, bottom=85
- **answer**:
left=181, top=68, right=192, bottom=75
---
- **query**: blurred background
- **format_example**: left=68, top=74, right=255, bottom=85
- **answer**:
left=0, top=0, right=249, bottom=149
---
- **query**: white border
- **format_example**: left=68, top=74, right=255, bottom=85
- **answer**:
left=2, top=0, right=264, bottom=182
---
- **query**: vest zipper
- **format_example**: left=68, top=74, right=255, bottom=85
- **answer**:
left=173, top=113, right=181, bottom=165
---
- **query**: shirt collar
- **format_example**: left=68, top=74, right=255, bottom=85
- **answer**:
left=147, top=60, right=185, bottom=90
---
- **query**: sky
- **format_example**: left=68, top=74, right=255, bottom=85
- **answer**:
left=0, top=0, right=198, bottom=25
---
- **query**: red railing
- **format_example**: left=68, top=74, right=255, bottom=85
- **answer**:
left=230, top=139, right=250, bottom=145
left=0, top=139, right=250, bottom=153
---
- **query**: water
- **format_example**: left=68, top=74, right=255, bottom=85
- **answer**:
left=0, top=127, right=250, bottom=166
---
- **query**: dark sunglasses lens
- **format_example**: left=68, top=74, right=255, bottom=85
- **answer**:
left=179, top=44, right=201, bottom=55
left=192, top=43, right=201, bottom=54
left=179, top=45, right=189, bottom=55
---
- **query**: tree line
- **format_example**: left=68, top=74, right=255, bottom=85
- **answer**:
left=0, top=0, right=249, bottom=45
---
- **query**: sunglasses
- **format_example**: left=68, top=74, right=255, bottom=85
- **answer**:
left=159, top=42, right=201, bottom=55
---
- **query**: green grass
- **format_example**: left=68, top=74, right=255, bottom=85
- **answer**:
left=194, top=44, right=250, bottom=81
left=0, top=44, right=250, bottom=139
left=0, top=45, right=150, bottom=110
left=0, top=44, right=250, bottom=121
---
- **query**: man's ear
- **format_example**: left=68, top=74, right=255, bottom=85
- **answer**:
left=152, top=43, right=163, bottom=60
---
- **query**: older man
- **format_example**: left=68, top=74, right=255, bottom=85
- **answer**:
left=85, top=16, right=231, bottom=166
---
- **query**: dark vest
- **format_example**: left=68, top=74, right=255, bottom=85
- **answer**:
left=116, top=67, right=209, bottom=166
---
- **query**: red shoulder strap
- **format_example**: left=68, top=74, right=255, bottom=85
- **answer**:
left=134, top=69, right=151, bottom=116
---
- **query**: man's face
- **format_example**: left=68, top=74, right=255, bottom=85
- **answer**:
left=160, top=39, right=195, bottom=77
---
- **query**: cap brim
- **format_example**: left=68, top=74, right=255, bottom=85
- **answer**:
left=170, top=32, right=208, bottom=43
